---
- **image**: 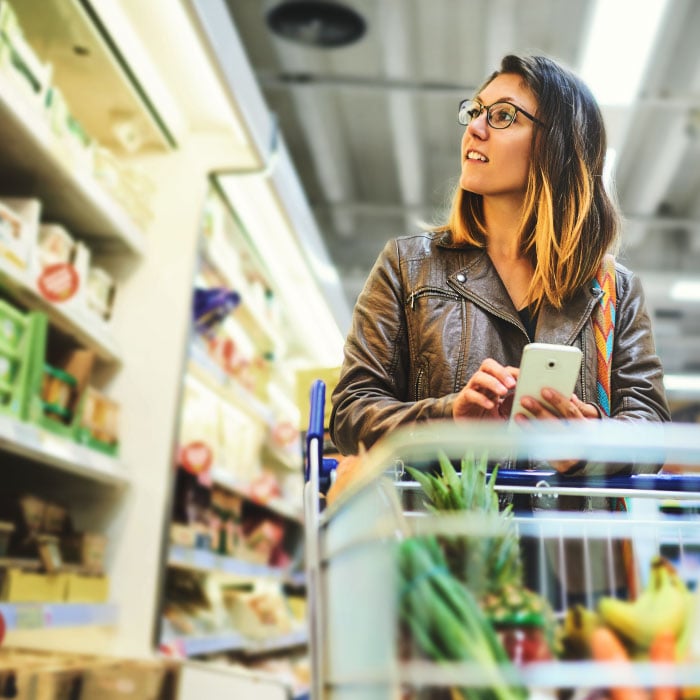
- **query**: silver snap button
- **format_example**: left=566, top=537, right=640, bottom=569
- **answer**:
left=456, top=273, right=466, bottom=283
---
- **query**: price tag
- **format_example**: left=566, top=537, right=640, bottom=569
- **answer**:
left=16, top=604, right=45, bottom=630
left=184, top=548, right=196, bottom=565
left=13, top=422, right=39, bottom=449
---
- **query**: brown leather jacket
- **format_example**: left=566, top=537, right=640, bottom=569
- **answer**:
left=330, top=231, right=671, bottom=466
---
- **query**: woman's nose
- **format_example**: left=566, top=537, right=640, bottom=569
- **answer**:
left=467, top=109, right=489, bottom=138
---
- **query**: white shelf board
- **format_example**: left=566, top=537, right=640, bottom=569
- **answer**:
left=0, top=602, right=118, bottom=630
left=0, top=70, right=145, bottom=254
left=0, top=413, right=128, bottom=487
left=0, top=257, right=122, bottom=363
left=168, top=544, right=304, bottom=585
left=162, top=627, right=308, bottom=658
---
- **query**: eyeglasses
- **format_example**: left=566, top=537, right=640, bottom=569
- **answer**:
left=458, top=98, right=543, bottom=129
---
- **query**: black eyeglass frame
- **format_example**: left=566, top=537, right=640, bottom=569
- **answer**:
left=458, top=98, right=544, bottom=129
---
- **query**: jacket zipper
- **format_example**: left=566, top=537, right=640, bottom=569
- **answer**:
left=408, top=287, right=459, bottom=310
left=415, top=367, right=425, bottom=400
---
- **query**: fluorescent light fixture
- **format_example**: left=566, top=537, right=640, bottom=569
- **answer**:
left=664, top=374, right=700, bottom=393
left=670, top=280, right=700, bottom=301
left=580, top=0, right=671, bottom=105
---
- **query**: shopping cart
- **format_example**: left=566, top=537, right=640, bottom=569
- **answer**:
left=304, top=380, right=700, bottom=700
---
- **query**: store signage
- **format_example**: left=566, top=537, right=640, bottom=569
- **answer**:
left=180, top=441, right=213, bottom=476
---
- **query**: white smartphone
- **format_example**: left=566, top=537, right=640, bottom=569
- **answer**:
left=510, top=343, right=582, bottom=420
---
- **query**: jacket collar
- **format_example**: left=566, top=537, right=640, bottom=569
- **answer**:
left=446, top=248, right=603, bottom=344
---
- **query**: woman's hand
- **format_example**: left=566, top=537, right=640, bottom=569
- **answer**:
left=453, top=359, right=519, bottom=421
left=513, top=389, right=600, bottom=472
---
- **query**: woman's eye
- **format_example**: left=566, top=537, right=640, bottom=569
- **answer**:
left=492, top=108, right=515, bottom=125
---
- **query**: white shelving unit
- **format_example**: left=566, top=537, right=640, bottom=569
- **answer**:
left=0, top=70, right=146, bottom=254
left=156, top=184, right=309, bottom=694
left=0, top=1, right=344, bottom=697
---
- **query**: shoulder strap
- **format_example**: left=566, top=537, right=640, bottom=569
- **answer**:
left=592, top=254, right=616, bottom=417
left=593, top=257, right=636, bottom=595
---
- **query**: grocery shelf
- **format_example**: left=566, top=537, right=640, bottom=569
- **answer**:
left=200, top=237, right=280, bottom=357
left=0, top=413, right=128, bottom=487
left=0, top=257, right=122, bottom=363
left=168, top=545, right=304, bottom=586
left=0, top=71, right=146, bottom=255
left=161, top=627, right=308, bottom=658
left=211, top=466, right=304, bottom=523
left=0, top=602, right=118, bottom=630
left=186, top=352, right=274, bottom=427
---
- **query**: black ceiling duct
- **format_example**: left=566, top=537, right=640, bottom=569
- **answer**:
left=266, top=1, right=366, bottom=48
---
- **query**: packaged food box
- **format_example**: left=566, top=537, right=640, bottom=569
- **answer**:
left=63, top=572, right=109, bottom=603
left=86, top=266, right=116, bottom=321
left=0, top=1, right=53, bottom=105
left=61, top=532, right=107, bottom=574
left=74, top=386, right=120, bottom=452
left=0, top=569, right=67, bottom=602
left=35, top=223, right=75, bottom=270
left=40, top=363, right=77, bottom=425
left=0, top=521, right=14, bottom=557
left=0, top=298, right=28, bottom=349
left=0, top=198, right=41, bottom=270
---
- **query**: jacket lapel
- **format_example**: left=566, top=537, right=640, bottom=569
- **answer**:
left=446, top=248, right=603, bottom=345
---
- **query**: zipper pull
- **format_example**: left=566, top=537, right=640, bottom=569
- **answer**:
left=410, top=291, right=416, bottom=310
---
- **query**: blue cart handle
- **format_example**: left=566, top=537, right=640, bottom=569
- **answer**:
left=307, top=380, right=326, bottom=444
left=305, top=380, right=337, bottom=488
left=491, top=468, right=700, bottom=493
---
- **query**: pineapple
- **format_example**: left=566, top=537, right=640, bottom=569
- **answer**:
left=406, top=451, right=559, bottom=657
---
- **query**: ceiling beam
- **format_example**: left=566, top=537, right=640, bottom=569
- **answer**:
left=267, top=38, right=357, bottom=237
left=378, top=0, right=424, bottom=227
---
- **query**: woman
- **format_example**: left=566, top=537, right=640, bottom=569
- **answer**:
left=330, top=53, right=670, bottom=466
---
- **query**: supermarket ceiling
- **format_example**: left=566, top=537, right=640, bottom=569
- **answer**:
left=222, top=0, right=700, bottom=376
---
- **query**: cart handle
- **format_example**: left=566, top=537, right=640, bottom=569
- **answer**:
left=305, top=380, right=338, bottom=489
left=489, top=468, right=700, bottom=492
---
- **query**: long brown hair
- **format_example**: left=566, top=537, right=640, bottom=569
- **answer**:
left=437, top=54, right=620, bottom=310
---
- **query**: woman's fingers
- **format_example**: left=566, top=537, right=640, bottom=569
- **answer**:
left=519, top=388, right=582, bottom=420
left=454, top=360, right=518, bottom=420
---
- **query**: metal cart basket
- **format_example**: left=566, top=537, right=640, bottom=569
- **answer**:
left=304, top=381, right=700, bottom=700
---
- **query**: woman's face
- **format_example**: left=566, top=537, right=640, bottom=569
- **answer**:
left=459, top=72, right=538, bottom=202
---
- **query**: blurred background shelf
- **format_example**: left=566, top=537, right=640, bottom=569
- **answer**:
left=0, top=602, right=118, bottom=630
left=0, top=413, right=128, bottom=487
left=0, top=257, right=122, bottom=363
left=161, top=627, right=307, bottom=659
left=0, top=71, right=146, bottom=255
left=168, top=544, right=304, bottom=586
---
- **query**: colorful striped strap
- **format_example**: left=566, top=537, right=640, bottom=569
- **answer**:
left=592, top=256, right=636, bottom=594
left=592, top=254, right=617, bottom=417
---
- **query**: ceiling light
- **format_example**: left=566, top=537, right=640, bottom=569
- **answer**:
left=266, top=1, right=366, bottom=48
left=670, top=280, right=700, bottom=301
left=579, top=0, right=671, bottom=105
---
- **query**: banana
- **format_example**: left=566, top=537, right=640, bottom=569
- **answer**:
left=598, top=556, right=690, bottom=651
left=561, top=604, right=601, bottom=659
